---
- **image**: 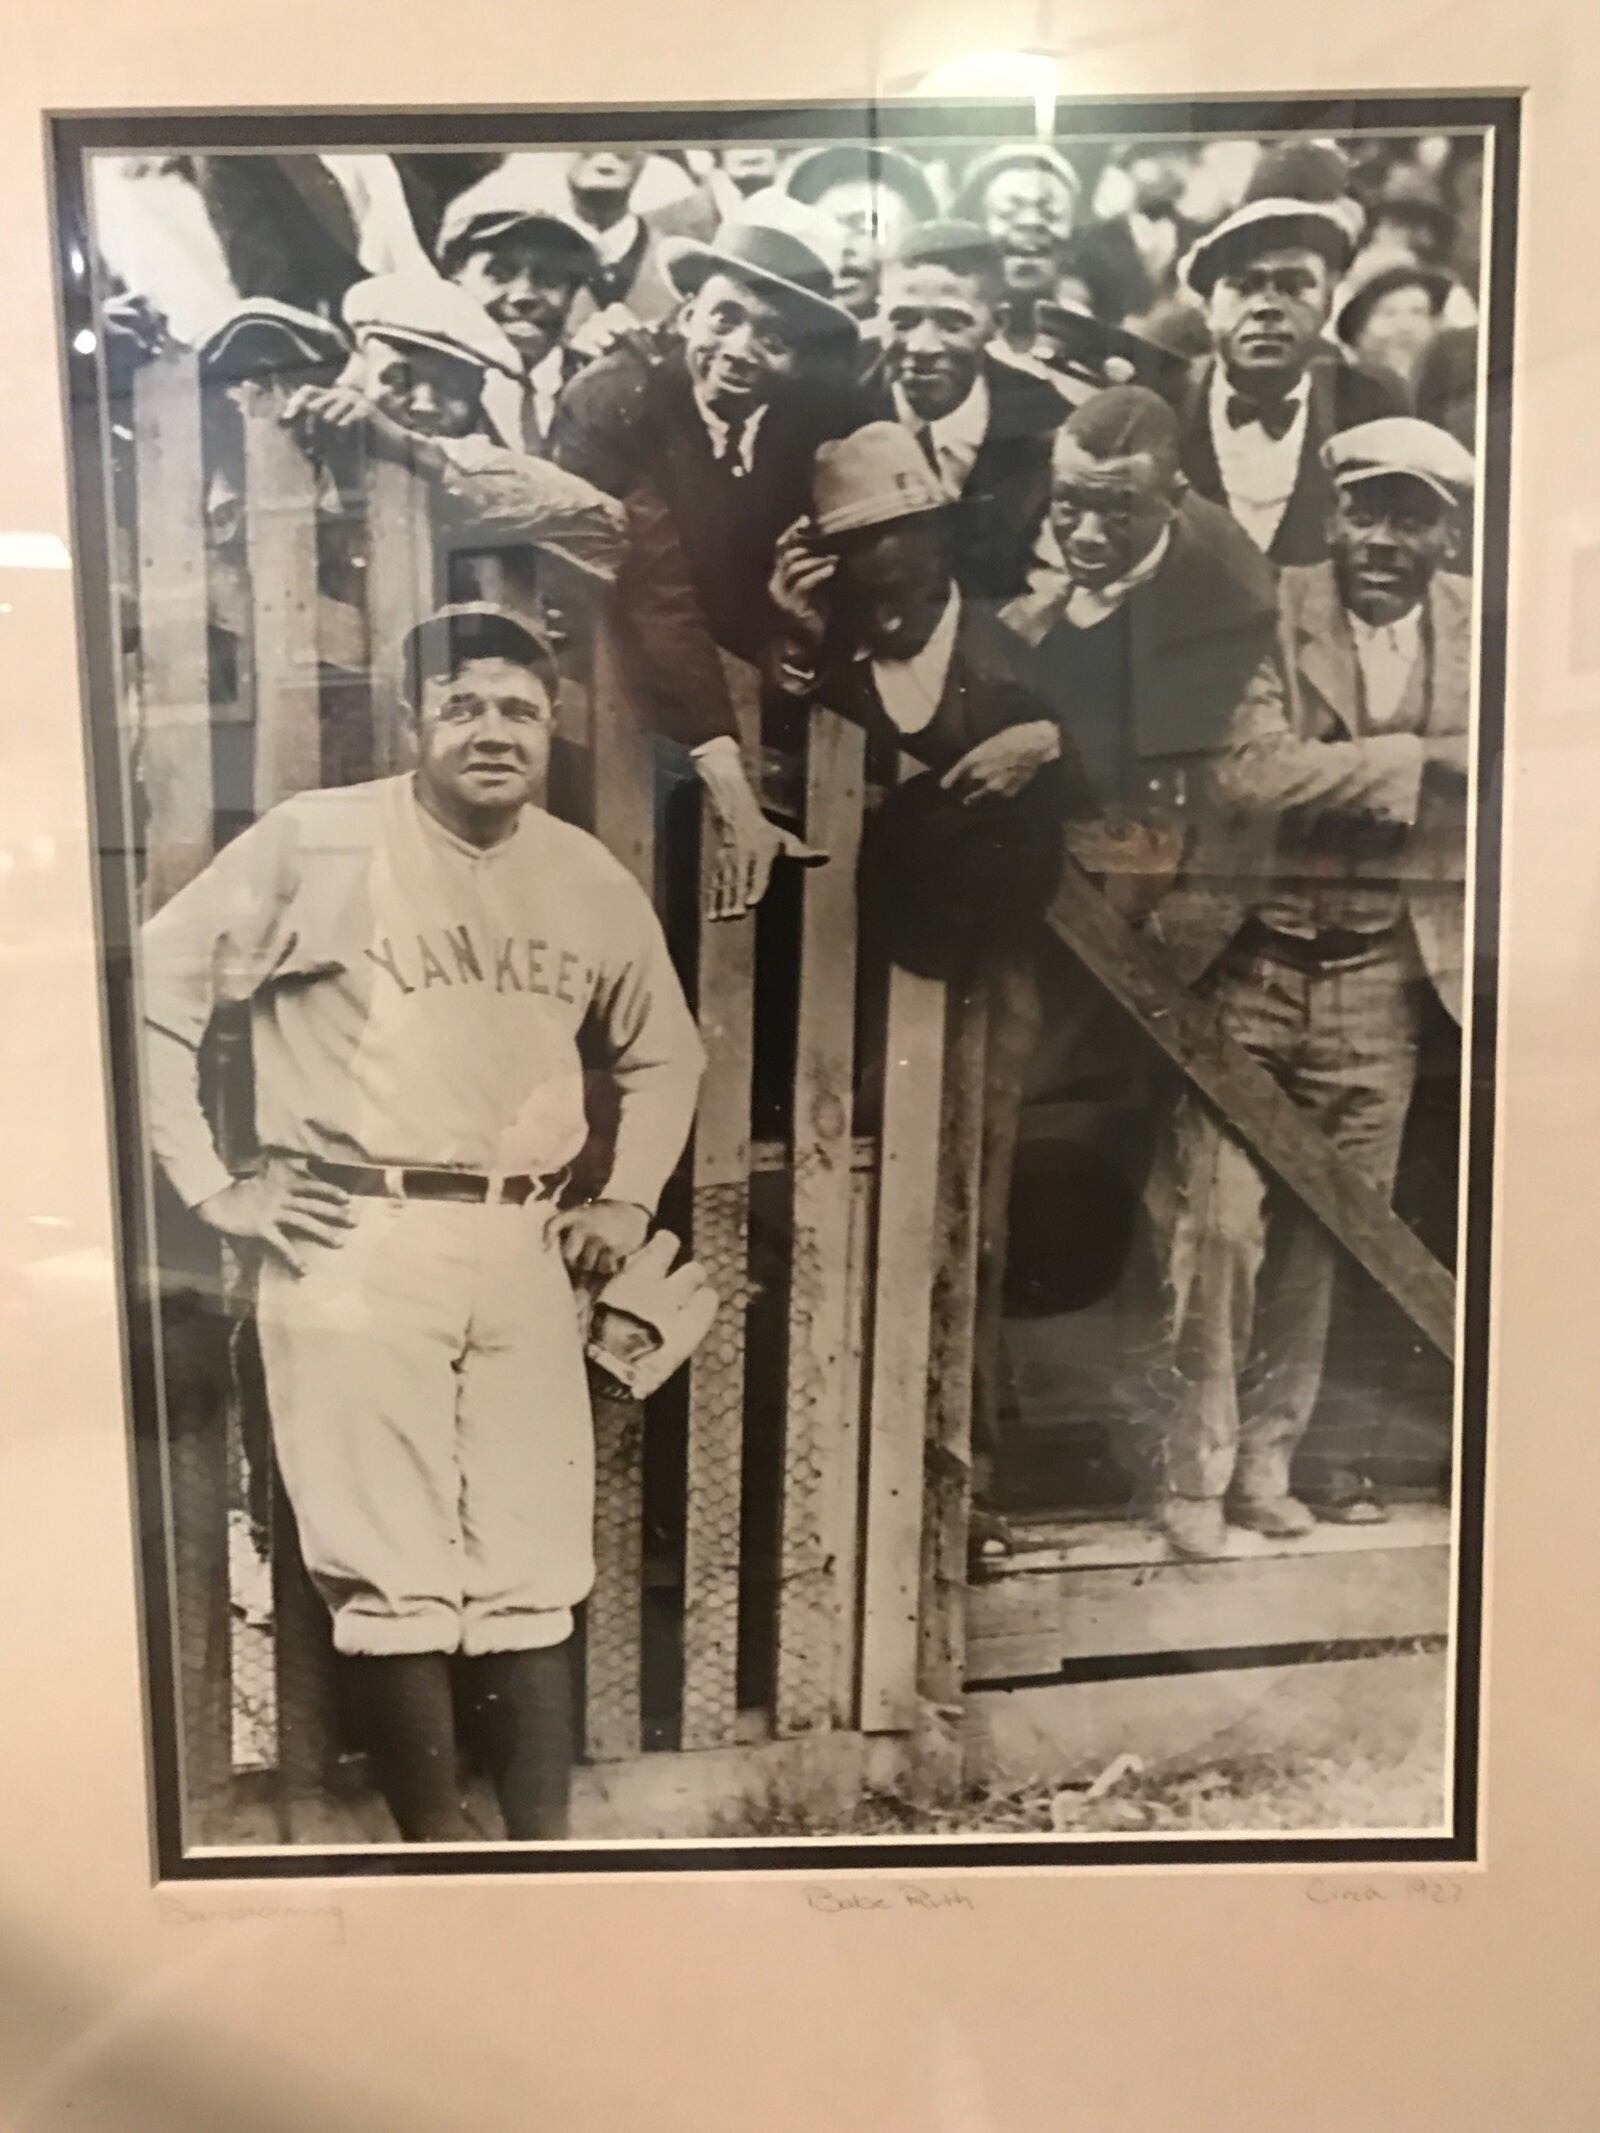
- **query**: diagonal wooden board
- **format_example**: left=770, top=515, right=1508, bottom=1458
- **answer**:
left=1043, top=863, right=1456, bottom=1362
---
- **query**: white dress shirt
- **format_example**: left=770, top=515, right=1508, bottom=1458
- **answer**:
left=584, top=212, right=643, bottom=269
left=525, top=343, right=569, bottom=446
left=1349, top=605, right=1424, bottom=732
left=1208, top=366, right=1311, bottom=554
left=1004, top=520, right=1172, bottom=641
left=694, top=394, right=766, bottom=476
left=894, top=374, right=990, bottom=500
left=871, top=587, right=961, bottom=738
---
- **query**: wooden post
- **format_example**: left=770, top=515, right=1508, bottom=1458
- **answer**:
left=911, top=979, right=989, bottom=1797
left=365, top=454, right=436, bottom=777
left=581, top=613, right=655, bottom=1760
left=680, top=653, right=759, bottom=1751
left=1045, top=863, right=1457, bottom=1359
left=831, top=1164, right=875, bottom=1727
left=774, top=712, right=865, bottom=1738
left=133, top=351, right=211, bottom=911
left=240, top=385, right=321, bottom=804
left=859, top=793, right=947, bottom=1730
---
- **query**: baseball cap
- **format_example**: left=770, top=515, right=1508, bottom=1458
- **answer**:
left=401, top=603, right=561, bottom=705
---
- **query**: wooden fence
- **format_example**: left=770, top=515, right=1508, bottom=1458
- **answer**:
left=124, top=350, right=983, bottom=1844
left=120, top=349, right=1459, bottom=1847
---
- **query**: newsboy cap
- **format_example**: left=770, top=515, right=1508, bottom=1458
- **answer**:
left=1180, top=196, right=1357, bottom=298
left=401, top=602, right=560, bottom=706
left=435, top=202, right=601, bottom=283
left=1321, top=417, right=1476, bottom=503
left=343, top=273, right=523, bottom=379
left=888, top=217, right=1006, bottom=283
left=811, top=421, right=948, bottom=540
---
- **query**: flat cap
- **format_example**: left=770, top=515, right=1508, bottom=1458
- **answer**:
left=343, top=273, right=523, bottom=379
left=435, top=203, right=600, bottom=282
left=951, top=142, right=1082, bottom=222
left=888, top=217, right=1004, bottom=279
left=1181, top=196, right=1357, bottom=297
left=1321, top=416, right=1476, bottom=502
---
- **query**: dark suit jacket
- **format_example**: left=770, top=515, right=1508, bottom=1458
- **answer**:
left=1016, top=491, right=1280, bottom=800
left=552, top=334, right=868, bottom=685
left=1069, top=212, right=1200, bottom=324
left=1177, top=351, right=1407, bottom=566
left=863, top=351, right=1066, bottom=604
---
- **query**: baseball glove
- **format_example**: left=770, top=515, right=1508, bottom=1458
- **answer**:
left=585, top=1229, right=719, bottom=1400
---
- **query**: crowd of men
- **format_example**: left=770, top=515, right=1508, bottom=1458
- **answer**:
left=110, top=129, right=1484, bottom=1834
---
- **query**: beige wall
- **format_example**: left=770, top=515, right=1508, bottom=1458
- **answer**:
left=1, top=3, right=1597, bottom=2128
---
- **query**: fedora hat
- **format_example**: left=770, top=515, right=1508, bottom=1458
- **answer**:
left=658, top=218, right=858, bottom=340
left=811, top=421, right=947, bottom=540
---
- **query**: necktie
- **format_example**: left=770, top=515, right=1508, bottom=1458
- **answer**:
left=1226, top=392, right=1298, bottom=442
left=713, top=415, right=749, bottom=476
left=913, top=422, right=942, bottom=479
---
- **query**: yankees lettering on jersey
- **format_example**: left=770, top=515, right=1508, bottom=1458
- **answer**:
left=139, top=775, right=703, bottom=1210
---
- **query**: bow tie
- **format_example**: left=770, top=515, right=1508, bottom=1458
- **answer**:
left=1226, top=392, right=1299, bottom=441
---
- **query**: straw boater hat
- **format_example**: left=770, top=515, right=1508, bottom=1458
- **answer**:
left=1320, top=416, right=1476, bottom=502
left=950, top=141, right=1082, bottom=223
left=810, top=422, right=948, bottom=540
left=781, top=142, right=940, bottom=223
left=658, top=217, right=858, bottom=339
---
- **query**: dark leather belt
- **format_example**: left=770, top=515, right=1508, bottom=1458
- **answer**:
left=1237, top=918, right=1396, bottom=970
left=307, top=1159, right=568, bottom=1206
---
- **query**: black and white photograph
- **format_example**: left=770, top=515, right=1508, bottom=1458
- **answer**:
left=48, top=95, right=1513, bottom=1872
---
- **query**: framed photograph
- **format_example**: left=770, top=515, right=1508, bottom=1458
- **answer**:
left=47, top=91, right=1515, bottom=1878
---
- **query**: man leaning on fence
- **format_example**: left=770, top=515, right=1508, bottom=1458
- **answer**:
left=138, top=602, right=705, bottom=1841
left=1145, top=416, right=1474, bottom=1559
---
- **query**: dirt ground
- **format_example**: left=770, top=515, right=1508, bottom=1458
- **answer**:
left=749, top=1735, right=1446, bottom=1839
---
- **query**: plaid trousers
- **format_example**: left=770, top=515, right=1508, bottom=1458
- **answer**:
left=1145, top=931, right=1423, bottom=1503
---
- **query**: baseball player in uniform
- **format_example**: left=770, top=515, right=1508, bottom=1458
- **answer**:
left=141, top=603, right=704, bottom=1842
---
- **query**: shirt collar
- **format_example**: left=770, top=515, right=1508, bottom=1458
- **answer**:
left=694, top=391, right=767, bottom=471
left=871, top=584, right=961, bottom=682
left=1348, top=602, right=1423, bottom=649
left=582, top=212, right=642, bottom=268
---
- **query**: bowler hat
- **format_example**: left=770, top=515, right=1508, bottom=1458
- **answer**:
left=658, top=219, right=858, bottom=340
left=782, top=142, right=939, bottom=223
left=401, top=602, right=561, bottom=707
left=811, top=422, right=947, bottom=540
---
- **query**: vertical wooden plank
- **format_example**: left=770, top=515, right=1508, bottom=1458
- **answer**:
left=679, top=652, right=759, bottom=1750
left=581, top=609, right=656, bottom=1760
left=133, top=350, right=212, bottom=912
left=915, top=980, right=989, bottom=1777
left=773, top=711, right=866, bottom=1737
left=364, top=454, right=436, bottom=779
left=830, top=1163, right=874, bottom=1727
left=859, top=799, right=947, bottom=1731
left=241, top=385, right=321, bottom=806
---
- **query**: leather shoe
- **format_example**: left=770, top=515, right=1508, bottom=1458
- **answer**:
left=1229, top=1493, right=1317, bottom=1539
left=1158, top=1496, right=1227, bottom=1561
